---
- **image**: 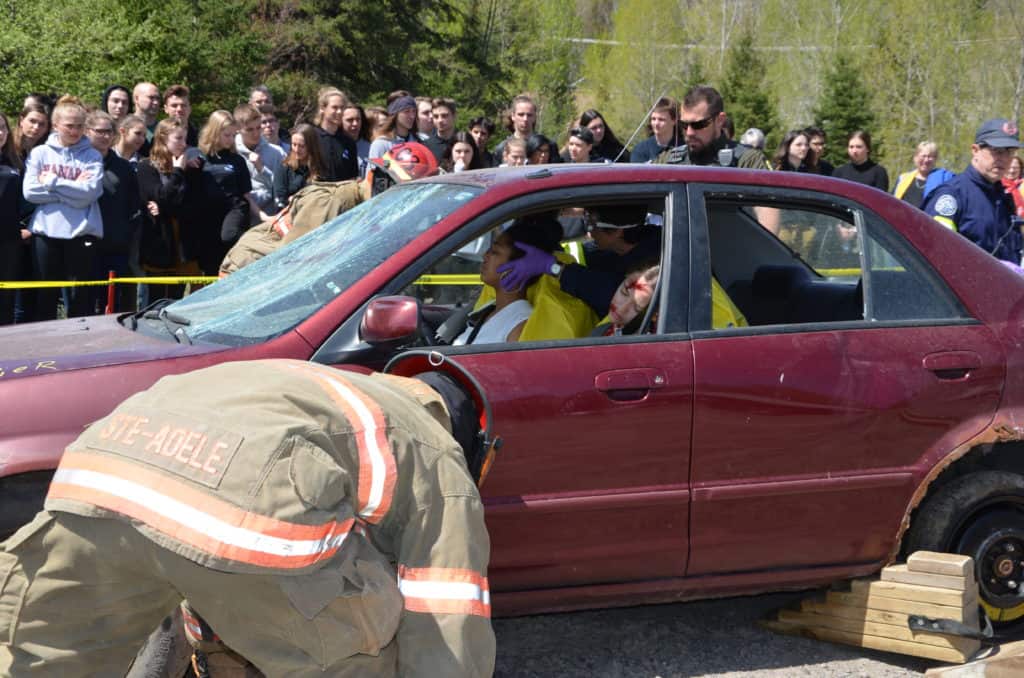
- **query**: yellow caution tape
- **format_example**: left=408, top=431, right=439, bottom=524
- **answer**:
left=0, top=277, right=219, bottom=289
left=817, top=268, right=862, bottom=277
left=412, top=274, right=482, bottom=286
left=0, top=274, right=483, bottom=290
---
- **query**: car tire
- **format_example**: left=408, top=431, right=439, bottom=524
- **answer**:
left=904, top=470, right=1024, bottom=628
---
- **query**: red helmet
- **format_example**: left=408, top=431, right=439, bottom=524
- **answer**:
left=366, top=142, right=439, bottom=197
left=384, top=350, right=500, bottom=487
left=373, top=142, right=438, bottom=180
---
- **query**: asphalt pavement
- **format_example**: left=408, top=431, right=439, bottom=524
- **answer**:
left=493, top=591, right=938, bottom=677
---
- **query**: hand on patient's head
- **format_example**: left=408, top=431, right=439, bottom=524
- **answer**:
left=497, top=241, right=555, bottom=292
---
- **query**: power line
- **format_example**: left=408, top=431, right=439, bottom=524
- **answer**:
left=560, top=37, right=1022, bottom=51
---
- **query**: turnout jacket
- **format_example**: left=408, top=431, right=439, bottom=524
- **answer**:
left=45, top=359, right=494, bottom=677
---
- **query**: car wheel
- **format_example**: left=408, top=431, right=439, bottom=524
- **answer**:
left=904, top=470, right=1024, bottom=628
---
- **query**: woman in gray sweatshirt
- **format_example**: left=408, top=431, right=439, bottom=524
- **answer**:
left=22, top=96, right=104, bottom=320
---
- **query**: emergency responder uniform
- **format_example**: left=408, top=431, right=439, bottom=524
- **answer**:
left=219, top=142, right=439, bottom=276
left=0, top=359, right=495, bottom=677
left=655, top=135, right=768, bottom=169
left=923, top=118, right=1022, bottom=264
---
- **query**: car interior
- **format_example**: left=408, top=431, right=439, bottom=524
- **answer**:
left=709, top=200, right=866, bottom=326
left=404, top=200, right=666, bottom=342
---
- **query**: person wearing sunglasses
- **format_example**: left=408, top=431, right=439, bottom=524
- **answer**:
left=657, top=85, right=767, bottom=169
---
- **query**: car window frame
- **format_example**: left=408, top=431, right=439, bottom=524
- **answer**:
left=685, top=182, right=976, bottom=339
left=311, top=182, right=690, bottom=364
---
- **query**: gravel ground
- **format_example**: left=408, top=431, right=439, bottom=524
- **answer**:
left=493, top=592, right=939, bottom=677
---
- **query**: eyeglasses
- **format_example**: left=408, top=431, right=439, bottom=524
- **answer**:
left=681, top=116, right=715, bottom=131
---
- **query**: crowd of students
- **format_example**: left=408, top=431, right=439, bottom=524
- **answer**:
left=3, top=82, right=1020, bottom=326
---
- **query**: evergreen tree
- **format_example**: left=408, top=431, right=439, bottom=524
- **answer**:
left=813, top=51, right=878, bottom=167
left=719, top=30, right=779, bottom=146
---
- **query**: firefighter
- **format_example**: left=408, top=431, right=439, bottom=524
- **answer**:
left=0, top=356, right=497, bottom=677
left=220, top=141, right=439, bottom=275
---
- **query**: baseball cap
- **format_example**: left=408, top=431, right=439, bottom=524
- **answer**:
left=975, top=118, right=1020, bottom=148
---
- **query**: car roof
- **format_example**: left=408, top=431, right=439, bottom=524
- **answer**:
left=420, top=163, right=864, bottom=195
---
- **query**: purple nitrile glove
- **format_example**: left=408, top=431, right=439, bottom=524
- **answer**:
left=496, top=240, right=556, bottom=292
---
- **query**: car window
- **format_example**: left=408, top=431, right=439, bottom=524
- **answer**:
left=397, top=200, right=669, bottom=345
left=165, top=182, right=481, bottom=346
left=705, top=196, right=967, bottom=330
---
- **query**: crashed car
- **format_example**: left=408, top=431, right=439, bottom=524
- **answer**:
left=1, top=164, right=1023, bottom=627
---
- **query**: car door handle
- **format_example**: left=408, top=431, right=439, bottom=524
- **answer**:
left=595, top=368, right=666, bottom=402
left=922, top=351, right=982, bottom=381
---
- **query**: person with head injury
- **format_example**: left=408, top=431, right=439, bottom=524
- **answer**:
left=454, top=214, right=564, bottom=345
left=592, top=262, right=661, bottom=336
left=0, top=357, right=497, bottom=678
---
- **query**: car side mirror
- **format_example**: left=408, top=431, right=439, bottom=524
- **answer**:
left=360, top=296, right=421, bottom=346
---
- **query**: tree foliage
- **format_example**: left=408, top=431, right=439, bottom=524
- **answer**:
left=3, top=0, right=1024, bottom=172
left=812, top=52, right=877, bottom=167
left=720, top=30, right=779, bottom=147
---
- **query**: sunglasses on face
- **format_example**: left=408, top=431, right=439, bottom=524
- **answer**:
left=681, top=116, right=715, bottom=131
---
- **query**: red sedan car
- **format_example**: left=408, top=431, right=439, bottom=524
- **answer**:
left=1, top=165, right=1023, bottom=626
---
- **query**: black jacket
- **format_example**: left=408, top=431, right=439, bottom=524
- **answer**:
left=560, top=231, right=662, bottom=315
left=136, top=159, right=193, bottom=269
left=316, top=127, right=359, bottom=182
left=96, top=152, right=142, bottom=255
left=273, top=164, right=309, bottom=212
left=0, top=160, right=26, bottom=243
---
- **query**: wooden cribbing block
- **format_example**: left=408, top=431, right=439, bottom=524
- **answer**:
left=763, top=619, right=977, bottom=664
left=907, top=551, right=973, bottom=578
left=850, top=578, right=976, bottom=609
left=881, top=564, right=973, bottom=591
left=825, top=590, right=978, bottom=625
left=777, top=608, right=980, bottom=654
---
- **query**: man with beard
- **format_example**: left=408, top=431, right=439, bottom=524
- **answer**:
left=657, top=85, right=766, bottom=169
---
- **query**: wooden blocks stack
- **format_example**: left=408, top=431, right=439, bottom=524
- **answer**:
left=764, top=552, right=981, bottom=663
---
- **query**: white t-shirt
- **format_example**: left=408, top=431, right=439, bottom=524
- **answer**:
left=453, top=300, right=532, bottom=345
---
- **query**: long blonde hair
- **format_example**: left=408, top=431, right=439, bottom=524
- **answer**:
left=198, top=110, right=235, bottom=155
left=313, top=87, right=348, bottom=127
left=150, top=119, right=186, bottom=173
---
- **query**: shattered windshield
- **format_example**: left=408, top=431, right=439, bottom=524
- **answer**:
left=167, top=182, right=481, bottom=346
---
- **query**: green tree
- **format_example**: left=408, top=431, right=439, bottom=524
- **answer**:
left=812, top=51, right=878, bottom=167
left=579, top=0, right=686, bottom=145
left=0, top=0, right=262, bottom=117
left=719, top=30, right=779, bottom=147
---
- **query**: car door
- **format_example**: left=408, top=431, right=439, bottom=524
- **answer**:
left=684, top=184, right=1005, bottom=576
left=383, top=184, right=695, bottom=593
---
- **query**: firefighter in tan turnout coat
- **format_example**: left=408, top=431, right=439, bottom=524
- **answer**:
left=0, top=357, right=497, bottom=677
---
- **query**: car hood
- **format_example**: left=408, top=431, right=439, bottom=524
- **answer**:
left=0, top=315, right=223, bottom=381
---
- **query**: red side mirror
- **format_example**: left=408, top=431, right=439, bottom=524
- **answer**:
left=360, top=296, right=421, bottom=345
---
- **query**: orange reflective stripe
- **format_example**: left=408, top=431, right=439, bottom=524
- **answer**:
left=48, top=451, right=353, bottom=569
left=181, top=605, right=219, bottom=643
left=398, top=565, right=491, bottom=618
left=272, top=210, right=293, bottom=237
left=279, top=364, right=396, bottom=524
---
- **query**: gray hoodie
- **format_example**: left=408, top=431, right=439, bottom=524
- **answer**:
left=23, top=133, right=104, bottom=239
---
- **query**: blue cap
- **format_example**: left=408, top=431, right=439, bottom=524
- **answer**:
left=975, top=118, right=1020, bottom=148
